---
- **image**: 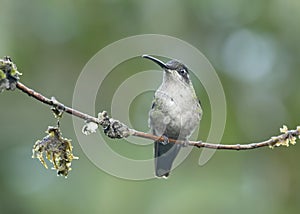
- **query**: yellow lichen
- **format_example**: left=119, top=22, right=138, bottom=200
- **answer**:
left=272, top=125, right=297, bottom=148
left=32, top=126, right=78, bottom=177
left=280, top=125, right=288, bottom=134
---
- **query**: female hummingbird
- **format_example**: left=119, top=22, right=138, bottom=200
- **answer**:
left=143, top=55, right=202, bottom=178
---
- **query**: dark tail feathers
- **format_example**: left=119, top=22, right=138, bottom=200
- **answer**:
left=154, top=141, right=181, bottom=177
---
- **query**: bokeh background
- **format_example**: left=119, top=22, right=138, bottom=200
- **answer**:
left=1, top=0, right=300, bottom=213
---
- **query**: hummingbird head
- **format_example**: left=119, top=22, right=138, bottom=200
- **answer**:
left=142, top=55, right=190, bottom=85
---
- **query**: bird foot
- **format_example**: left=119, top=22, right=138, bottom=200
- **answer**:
left=160, top=135, right=169, bottom=145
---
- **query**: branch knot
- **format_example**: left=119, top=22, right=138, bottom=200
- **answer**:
left=98, top=111, right=132, bottom=138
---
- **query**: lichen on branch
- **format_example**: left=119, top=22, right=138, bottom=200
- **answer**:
left=0, top=56, right=22, bottom=92
left=32, top=126, right=78, bottom=177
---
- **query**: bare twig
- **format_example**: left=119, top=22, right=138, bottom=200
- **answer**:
left=16, top=82, right=99, bottom=124
left=131, top=129, right=299, bottom=150
left=15, top=82, right=300, bottom=151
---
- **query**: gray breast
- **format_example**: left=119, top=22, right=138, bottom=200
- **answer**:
left=149, top=90, right=201, bottom=140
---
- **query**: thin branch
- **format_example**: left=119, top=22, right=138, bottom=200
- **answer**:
left=15, top=82, right=300, bottom=151
left=16, top=82, right=99, bottom=124
left=131, top=129, right=299, bottom=150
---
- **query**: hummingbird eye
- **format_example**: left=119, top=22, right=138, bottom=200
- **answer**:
left=178, top=69, right=187, bottom=76
left=176, top=67, right=190, bottom=83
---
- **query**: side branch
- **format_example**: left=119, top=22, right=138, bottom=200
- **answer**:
left=16, top=82, right=300, bottom=151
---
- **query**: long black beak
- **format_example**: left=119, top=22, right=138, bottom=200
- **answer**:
left=142, top=55, right=169, bottom=70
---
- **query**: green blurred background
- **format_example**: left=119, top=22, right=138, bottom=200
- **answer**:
left=1, top=0, right=300, bottom=213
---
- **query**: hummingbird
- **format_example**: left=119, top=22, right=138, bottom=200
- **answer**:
left=142, top=55, right=202, bottom=178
